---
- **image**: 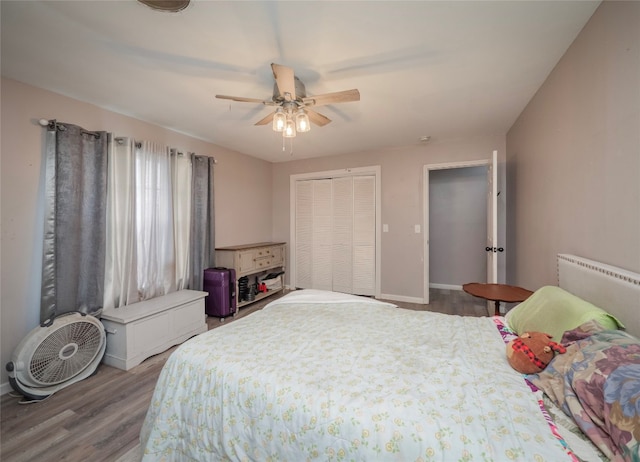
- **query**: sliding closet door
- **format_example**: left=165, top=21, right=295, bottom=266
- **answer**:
left=295, top=178, right=333, bottom=291
left=295, top=180, right=313, bottom=289
left=352, top=176, right=375, bottom=295
left=294, top=175, right=375, bottom=295
left=332, top=177, right=353, bottom=294
left=312, top=179, right=333, bottom=291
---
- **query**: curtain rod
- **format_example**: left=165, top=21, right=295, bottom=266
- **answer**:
left=39, top=119, right=217, bottom=163
left=114, top=137, right=143, bottom=149
left=39, top=119, right=101, bottom=139
left=115, top=138, right=217, bottom=163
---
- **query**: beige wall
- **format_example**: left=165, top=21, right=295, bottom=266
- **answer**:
left=506, top=1, right=640, bottom=288
left=272, top=135, right=506, bottom=300
left=0, top=78, right=273, bottom=388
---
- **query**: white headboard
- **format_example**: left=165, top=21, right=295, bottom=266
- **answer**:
left=557, top=254, right=640, bottom=339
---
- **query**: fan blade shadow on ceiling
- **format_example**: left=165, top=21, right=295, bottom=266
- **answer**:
left=314, top=105, right=358, bottom=124
left=98, top=40, right=261, bottom=81
left=259, top=3, right=324, bottom=87
left=264, top=2, right=286, bottom=65
left=325, top=46, right=440, bottom=78
left=231, top=104, right=272, bottom=123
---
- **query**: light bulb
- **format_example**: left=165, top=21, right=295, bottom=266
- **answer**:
left=295, top=109, right=310, bottom=133
left=283, top=118, right=296, bottom=138
left=272, top=108, right=286, bottom=132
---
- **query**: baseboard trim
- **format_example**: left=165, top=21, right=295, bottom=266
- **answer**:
left=429, top=283, right=463, bottom=291
left=379, top=286, right=465, bottom=305
left=1, top=381, right=12, bottom=396
left=378, top=293, right=425, bottom=304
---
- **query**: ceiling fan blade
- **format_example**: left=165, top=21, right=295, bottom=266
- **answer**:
left=216, top=94, right=266, bottom=104
left=254, top=112, right=275, bottom=126
left=305, top=108, right=332, bottom=127
left=271, top=63, right=296, bottom=101
left=302, top=89, right=360, bottom=107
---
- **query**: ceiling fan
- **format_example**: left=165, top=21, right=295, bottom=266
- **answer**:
left=216, top=63, right=360, bottom=137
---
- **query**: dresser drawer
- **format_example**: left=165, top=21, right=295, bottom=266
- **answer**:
left=254, top=246, right=273, bottom=259
left=254, top=255, right=273, bottom=270
left=255, top=245, right=283, bottom=269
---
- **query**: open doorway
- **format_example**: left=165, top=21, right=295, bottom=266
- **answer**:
left=430, top=166, right=488, bottom=287
left=422, top=159, right=493, bottom=304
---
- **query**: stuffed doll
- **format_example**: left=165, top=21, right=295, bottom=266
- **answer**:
left=506, top=332, right=566, bottom=374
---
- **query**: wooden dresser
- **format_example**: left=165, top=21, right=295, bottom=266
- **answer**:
left=215, top=242, right=286, bottom=308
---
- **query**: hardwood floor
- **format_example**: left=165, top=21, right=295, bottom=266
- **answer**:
left=0, top=288, right=487, bottom=461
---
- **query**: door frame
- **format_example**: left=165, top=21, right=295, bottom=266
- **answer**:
left=487, top=150, right=499, bottom=285
left=422, top=159, right=490, bottom=304
left=289, top=165, right=382, bottom=297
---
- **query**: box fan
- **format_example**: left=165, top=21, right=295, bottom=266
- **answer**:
left=6, top=312, right=106, bottom=402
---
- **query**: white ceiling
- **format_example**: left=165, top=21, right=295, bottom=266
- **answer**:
left=1, top=1, right=600, bottom=163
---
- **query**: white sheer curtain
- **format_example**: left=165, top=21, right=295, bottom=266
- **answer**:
left=104, top=138, right=192, bottom=309
left=171, top=149, right=192, bottom=291
left=134, top=140, right=174, bottom=299
left=104, top=136, right=137, bottom=309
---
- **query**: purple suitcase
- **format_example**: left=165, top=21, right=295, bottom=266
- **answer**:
left=204, top=267, right=237, bottom=319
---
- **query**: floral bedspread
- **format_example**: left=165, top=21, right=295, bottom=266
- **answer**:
left=140, top=291, right=577, bottom=461
left=529, top=324, right=640, bottom=461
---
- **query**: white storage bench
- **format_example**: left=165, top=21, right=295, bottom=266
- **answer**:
left=100, top=290, right=208, bottom=371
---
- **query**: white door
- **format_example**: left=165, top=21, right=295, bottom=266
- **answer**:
left=295, top=180, right=313, bottom=289
left=486, top=150, right=498, bottom=284
left=312, top=179, right=333, bottom=291
left=332, top=177, right=353, bottom=294
left=352, top=176, right=376, bottom=295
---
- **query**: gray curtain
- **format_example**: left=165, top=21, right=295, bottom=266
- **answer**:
left=188, top=155, right=215, bottom=291
left=41, top=121, right=108, bottom=323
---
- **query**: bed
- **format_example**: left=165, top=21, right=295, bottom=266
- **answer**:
left=140, top=254, right=640, bottom=461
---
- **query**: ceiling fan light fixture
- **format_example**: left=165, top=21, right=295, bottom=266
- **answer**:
left=295, top=109, right=310, bottom=133
left=216, top=63, right=360, bottom=152
left=283, top=118, right=296, bottom=138
left=273, top=108, right=286, bottom=132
